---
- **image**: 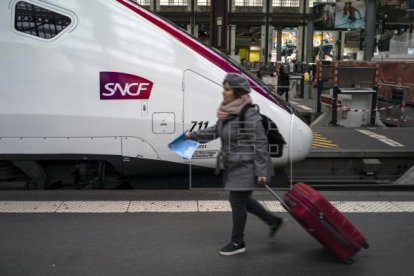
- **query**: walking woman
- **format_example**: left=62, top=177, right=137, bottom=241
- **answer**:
left=185, top=73, right=286, bottom=256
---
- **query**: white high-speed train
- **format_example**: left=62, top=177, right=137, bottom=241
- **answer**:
left=0, top=0, right=312, bottom=189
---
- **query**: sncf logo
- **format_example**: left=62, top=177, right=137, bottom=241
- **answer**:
left=100, top=72, right=153, bottom=100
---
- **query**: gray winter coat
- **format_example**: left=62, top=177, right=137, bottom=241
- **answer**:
left=189, top=107, right=274, bottom=191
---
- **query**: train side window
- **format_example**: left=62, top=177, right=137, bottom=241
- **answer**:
left=14, top=1, right=71, bottom=39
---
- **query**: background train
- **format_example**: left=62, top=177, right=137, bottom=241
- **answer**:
left=0, top=0, right=312, bottom=189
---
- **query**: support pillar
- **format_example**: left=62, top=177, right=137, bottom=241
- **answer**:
left=261, top=25, right=266, bottom=62
left=277, top=26, right=283, bottom=62
left=363, top=0, right=376, bottom=60
left=264, top=0, right=270, bottom=63
left=336, top=31, right=342, bottom=60
left=228, top=24, right=236, bottom=56
left=189, top=0, right=195, bottom=36
left=298, top=26, right=304, bottom=62
left=306, top=19, right=314, bottom=63
left=300, top=0, right=307, bottom=62
left=187, top=25, right=199, bottom=37
left=210, top=0, right=228, bottom=52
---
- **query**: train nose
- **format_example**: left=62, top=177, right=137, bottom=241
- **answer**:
left=289, top=114, right=313, bottom=162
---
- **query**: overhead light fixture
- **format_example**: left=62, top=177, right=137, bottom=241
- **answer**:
left=251, top=37, right=255, bottom=44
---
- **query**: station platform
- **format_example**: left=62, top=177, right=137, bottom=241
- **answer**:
left=1, top=189, right=414, bottom=275
left=310, top=126, right=413, bottom=153
left=285, top=87, right=414, bottom=185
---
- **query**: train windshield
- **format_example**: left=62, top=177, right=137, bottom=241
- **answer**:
left=209, top=48, right=295, bottom=111
left=206, top=44, right=310, bottom=123
left=209, top=47, right=269, bottom=90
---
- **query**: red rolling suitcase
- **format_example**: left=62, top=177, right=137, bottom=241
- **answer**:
left=265, top=182, right=369, bottom=264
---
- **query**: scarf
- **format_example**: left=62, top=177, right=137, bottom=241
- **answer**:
left=217, top=94, right=253, bottom=120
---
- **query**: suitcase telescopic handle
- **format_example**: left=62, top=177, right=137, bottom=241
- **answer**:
left=264, top=184, right=291, bottom=212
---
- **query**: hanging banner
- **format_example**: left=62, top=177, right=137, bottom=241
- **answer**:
left=313, top=1, right=367, bottom=30
left=335, top=0, right=366, bottom=29
left=313, top=3, right=336, bottom=30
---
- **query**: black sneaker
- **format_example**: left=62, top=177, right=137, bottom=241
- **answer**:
left=268, top=218, right=287, bottom=237
left=219, top=242, right=246, bottom=256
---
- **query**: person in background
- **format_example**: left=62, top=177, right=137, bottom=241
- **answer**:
left=277, top=65, right=290, bottom=97
left=185, top=73, right=287, bottom=256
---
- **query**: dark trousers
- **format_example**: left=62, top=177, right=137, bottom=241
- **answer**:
left=229, top=190, right=279, bottom=244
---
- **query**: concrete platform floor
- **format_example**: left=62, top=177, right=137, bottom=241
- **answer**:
left=0, top=189, right=414, bottom=276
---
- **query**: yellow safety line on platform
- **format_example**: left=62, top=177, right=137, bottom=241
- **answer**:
left=312, top=132, right=339, bottom=149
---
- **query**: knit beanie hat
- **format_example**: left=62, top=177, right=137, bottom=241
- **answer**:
left=223, top=73, right=251, bottom=97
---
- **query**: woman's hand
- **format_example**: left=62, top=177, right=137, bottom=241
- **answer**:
left=257, top=176, right=267, bottom=184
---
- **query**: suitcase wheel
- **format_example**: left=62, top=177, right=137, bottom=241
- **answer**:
left=363, top=241, right=370, bottom=249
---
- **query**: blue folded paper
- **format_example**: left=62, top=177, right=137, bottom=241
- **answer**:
left=168, top=132, right=199, bottom=159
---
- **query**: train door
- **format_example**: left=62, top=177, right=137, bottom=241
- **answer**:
left=183, top=70, right=223, bottom=188
left=122, top=79, right=185, bottom=188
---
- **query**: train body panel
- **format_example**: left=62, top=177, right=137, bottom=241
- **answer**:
left=0, top=0, right=312, bottom=188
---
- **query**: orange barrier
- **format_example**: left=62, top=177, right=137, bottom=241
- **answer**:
left=378, top=62, right=414, bottom=105
left=316, top=61, right=414, bottom=105
left=316, top=61, right=378, bottom=86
